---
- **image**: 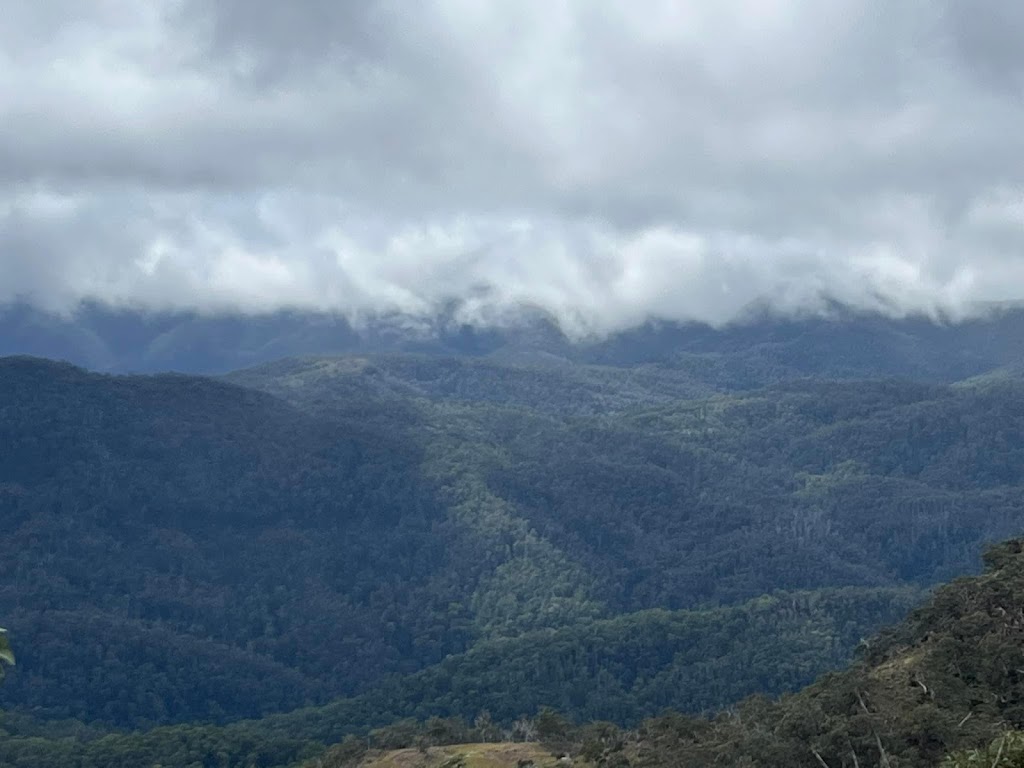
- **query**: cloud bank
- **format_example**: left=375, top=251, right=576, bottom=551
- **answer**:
left=2, top=1, right=1024, bottom=333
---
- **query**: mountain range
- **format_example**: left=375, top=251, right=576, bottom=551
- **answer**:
left=7, top=301, right=1024, bottom=382
left=1, top=304, right=1024, bottom=766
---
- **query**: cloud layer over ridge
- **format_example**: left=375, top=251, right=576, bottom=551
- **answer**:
left=3, top=1, right=1024, bottom=333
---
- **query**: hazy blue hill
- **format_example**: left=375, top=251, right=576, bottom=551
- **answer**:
left=0, top=303, right=367, bottom=373
left=0, top=303, right=571, bottom=374
left=579, top=306, right=1024, bottom=384
left=6, top=301, right=1024, bottom=383
left=224, top=355, right=720, bottom=414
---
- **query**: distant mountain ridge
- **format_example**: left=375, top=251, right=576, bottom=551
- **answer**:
left=5, top=300, right=1024, bottom=382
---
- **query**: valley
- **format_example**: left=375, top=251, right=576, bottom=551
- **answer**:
left=6, top=2, right=1022, bottom=763
left=2, top=312, right=1024, bottom=765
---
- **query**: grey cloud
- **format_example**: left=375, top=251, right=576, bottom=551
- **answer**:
left=1, top=1, right=1024, bottom=333
left=941, top=1, right=1024, bottom=91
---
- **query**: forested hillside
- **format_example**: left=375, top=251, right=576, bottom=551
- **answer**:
left=0, top=587, right=920, bottom=768
left=613, top=538, right=1024, bottom=767
left=234, top=358, right=1024, bottom=605
left=289, top=539, right=1024, bottom=768
left=2, top=338, right=1024, bottom=765
left=2, top=541, right=1022, bottom=768
left=0, top=357, right=468, bottom=724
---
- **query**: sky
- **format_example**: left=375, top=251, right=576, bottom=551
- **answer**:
left=2, top=1, right=1024, bottom=334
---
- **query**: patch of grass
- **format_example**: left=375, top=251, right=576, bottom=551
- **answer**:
left=360, top=743, right=568, bottom=768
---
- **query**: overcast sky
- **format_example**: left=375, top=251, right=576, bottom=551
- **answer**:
left=2, top=1, right=1023, bottom=332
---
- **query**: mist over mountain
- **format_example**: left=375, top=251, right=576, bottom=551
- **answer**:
left=5, top=2, right=1024, bottom=766
left=5, top=300, right=1024, bottom=382
left=5, top=2, right=1024, bottom=330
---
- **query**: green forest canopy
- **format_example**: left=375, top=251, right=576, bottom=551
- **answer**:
left=1, top=350, right=1024, bottom=766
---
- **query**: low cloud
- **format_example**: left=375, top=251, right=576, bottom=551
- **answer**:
left=2, top=1, right=1024, bottom=333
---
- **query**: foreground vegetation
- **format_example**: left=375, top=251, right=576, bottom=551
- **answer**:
left=312, top=540, right=1024, bottom=768
left=1, top=541, right=1023, bottom=766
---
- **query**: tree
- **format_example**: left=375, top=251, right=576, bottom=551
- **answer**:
left=510, top=717, right=538, bottom=742
left=943, top=732, right=1024, bottom=767
left=535, top=708, right=571, bottom=742
left=473, top=711, right=502, bottom=743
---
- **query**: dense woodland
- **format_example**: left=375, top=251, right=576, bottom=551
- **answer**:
left=2, top=541, right=1023, bottom=767
left=3, top=312, right=1024, bottom=766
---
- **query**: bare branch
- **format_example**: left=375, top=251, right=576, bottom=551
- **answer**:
left=810, top=747, right=832, bottom=768
left=875, top=733, right=893, bottom=768
left=991, top=733, right=1007, bottom=768
left=855, top=689, right=871, bottom=716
